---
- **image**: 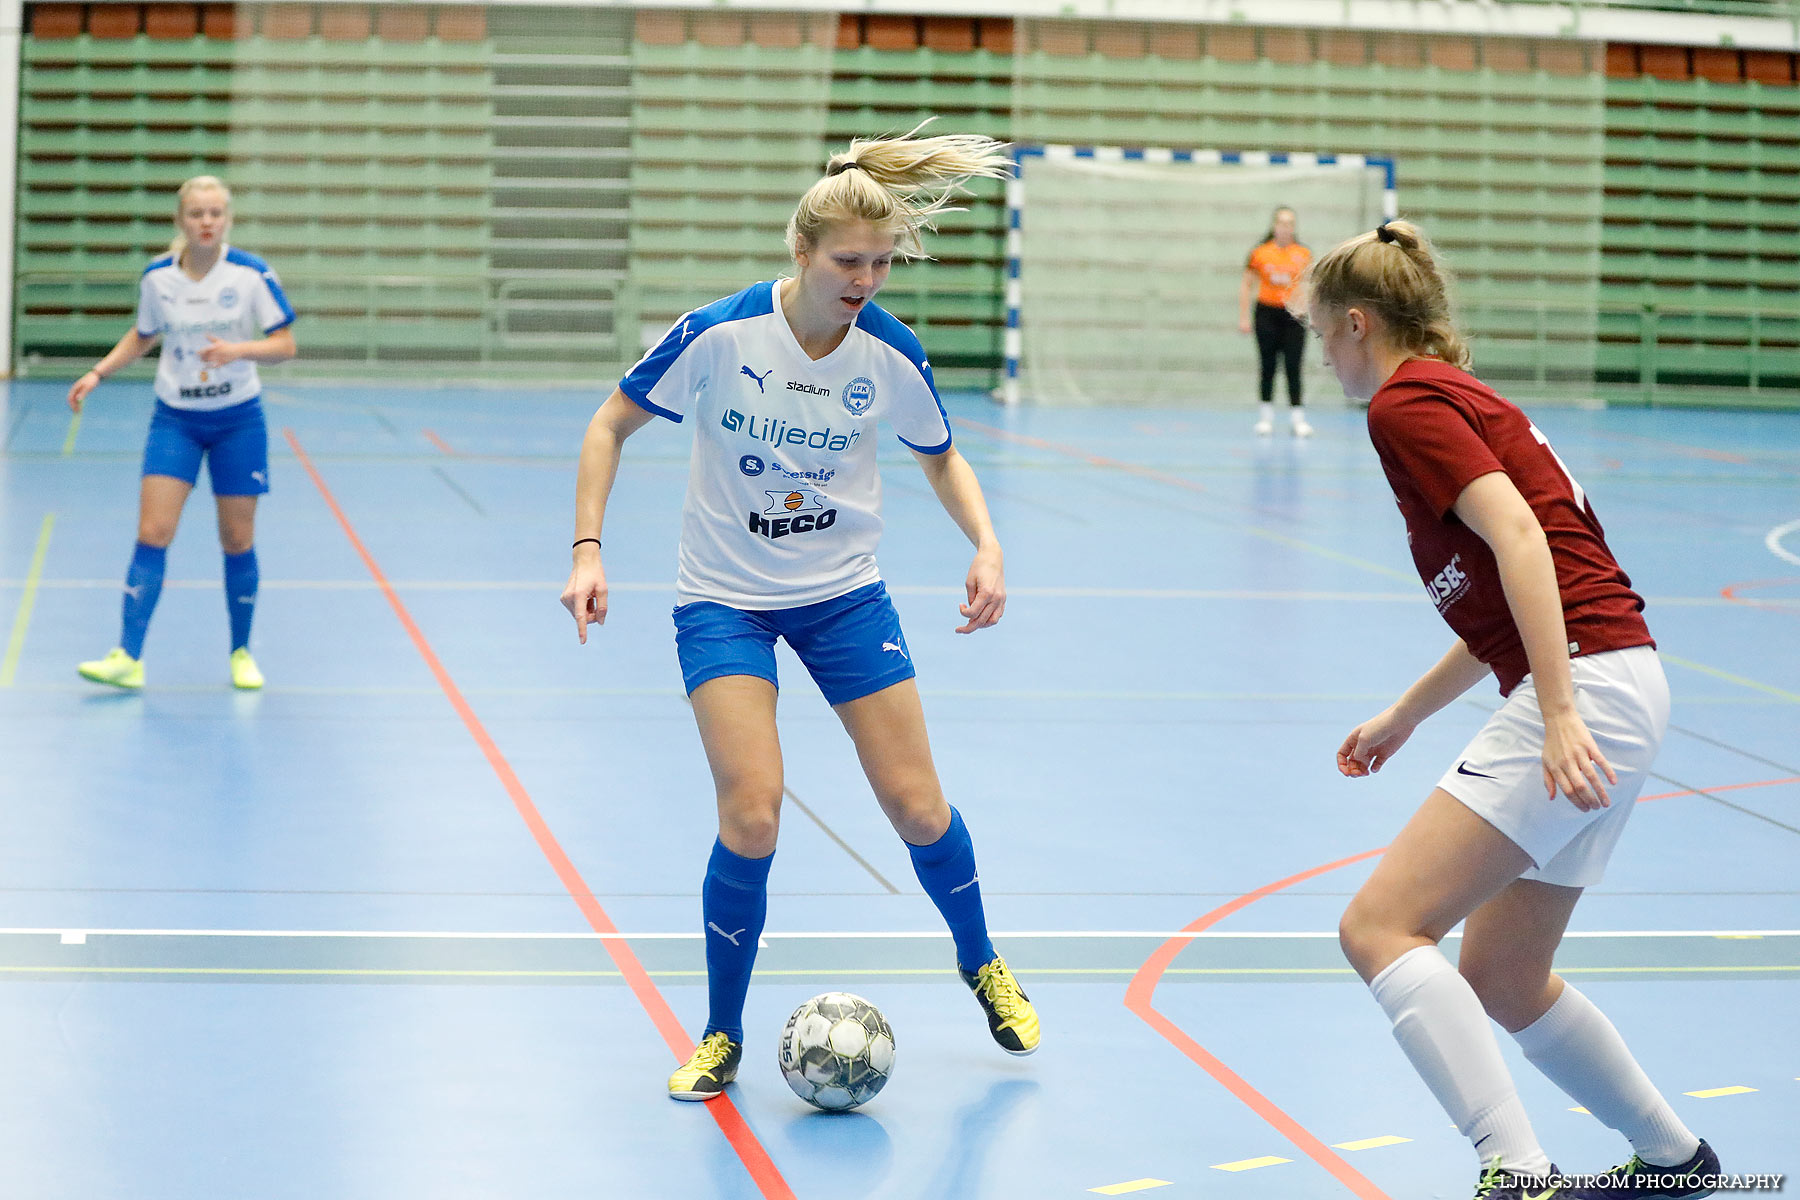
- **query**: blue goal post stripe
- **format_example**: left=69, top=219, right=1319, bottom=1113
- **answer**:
left=1002, top=145, right=1399, bottom=404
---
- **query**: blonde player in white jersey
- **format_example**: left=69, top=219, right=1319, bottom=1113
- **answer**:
left=560, top=128, right=1041, bottom=1101
left=69, top=175, right=297, bottom=690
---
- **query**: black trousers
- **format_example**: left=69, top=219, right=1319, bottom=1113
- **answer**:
left=1253, top=302, right=1305, bottom=406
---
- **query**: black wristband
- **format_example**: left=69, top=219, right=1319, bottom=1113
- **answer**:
left=572, top=537, right=601, bottom=551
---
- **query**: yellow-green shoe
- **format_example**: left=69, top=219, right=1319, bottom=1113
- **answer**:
left=960, top=956, right=1040, bottom=1056
left=668, top=1031, right=741, bottom=1102
left=229, top=648, right=264, bottom=690
left=77, top=648, right=143, bottom=690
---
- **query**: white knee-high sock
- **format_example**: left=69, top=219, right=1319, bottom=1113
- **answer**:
left=1370, top=945, right=1554, bottom=1176
left=1511, top=982, right=1700, bottom=1167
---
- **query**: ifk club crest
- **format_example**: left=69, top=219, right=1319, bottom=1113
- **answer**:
left=842, top=376, right=876, bottom=416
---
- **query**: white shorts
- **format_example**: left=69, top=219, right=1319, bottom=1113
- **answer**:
left=1437, top=645, right=1669, bottom=888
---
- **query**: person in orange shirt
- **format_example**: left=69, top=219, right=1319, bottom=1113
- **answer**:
left=1238, top=206, right=1313, bottom=436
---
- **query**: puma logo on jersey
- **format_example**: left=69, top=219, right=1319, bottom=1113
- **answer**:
left=740, top=365, right=773, bottom=393
left=708, top=922, right=746, bottom=946
left=882, top=641, right=907, bottom=659
left=678, top=319, right=695, bottom=343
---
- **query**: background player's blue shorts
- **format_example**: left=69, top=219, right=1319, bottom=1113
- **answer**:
left=142, top=397, right=270, bottom=496
left=673, top=580, right=916, bottom=706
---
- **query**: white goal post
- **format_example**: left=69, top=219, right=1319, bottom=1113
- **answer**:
left=1003, top=146, right=1398, bottom=406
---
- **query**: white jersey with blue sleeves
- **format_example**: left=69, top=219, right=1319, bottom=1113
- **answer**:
left=620, top=280, right=952, bottom=609
left=136, top=245, right=296, bottom=411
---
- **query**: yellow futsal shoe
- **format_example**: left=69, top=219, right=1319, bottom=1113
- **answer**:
left=77, top=648, right=143, bottom=689
left=229, top=648, right=264, bottom=690
left=960, top=956, right=1040, bottom=1056
left=668, top=1031, right=741, bottom=1102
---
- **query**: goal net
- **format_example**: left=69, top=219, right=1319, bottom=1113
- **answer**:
left=1005, top=148, right=1396, bottom=406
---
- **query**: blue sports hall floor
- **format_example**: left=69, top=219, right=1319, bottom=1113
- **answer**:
left=2, top=377, right=1796, bottom=1199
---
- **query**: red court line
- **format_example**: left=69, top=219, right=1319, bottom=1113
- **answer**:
left=422, top=429, right=456, bottom=456
left=284, top=429, right=796, bottom=1200
left=1127, top=771, right=1800, bottom=1197
left=953, top=416, right=1209, bottom=494
left=1639, top=774, right=1800, bottom=803
left=1124, top=846, right=1392, bottom=1200
left=1721, top=578, right=1800, bottom=618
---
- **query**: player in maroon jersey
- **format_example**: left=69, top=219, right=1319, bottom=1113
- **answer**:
left=1294, top=220, right=1718, bottom=1200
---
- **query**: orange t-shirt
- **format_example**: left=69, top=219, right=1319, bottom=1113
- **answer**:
left=1246, top=240, right=1312, bottom=308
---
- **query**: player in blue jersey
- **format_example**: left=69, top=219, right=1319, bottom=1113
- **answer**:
left=69, top=175, right=297, bottom=690
left=560, top=128, right=1040, bottom=1101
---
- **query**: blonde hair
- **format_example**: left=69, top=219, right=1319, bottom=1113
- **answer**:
left=787, top=123, right=1011, bottom=260
left=1292, top=218, right=1470, bottom=370
left=169, top=174, right=232, bottom=260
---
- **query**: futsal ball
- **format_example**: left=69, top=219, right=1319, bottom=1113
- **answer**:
left=778, top=992, right=895, bottom=1111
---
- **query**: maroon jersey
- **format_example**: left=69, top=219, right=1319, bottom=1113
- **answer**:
left=1368, top=359, right=1653, bottom=696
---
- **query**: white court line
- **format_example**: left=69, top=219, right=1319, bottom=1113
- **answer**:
left=1, top=579, right=1792, bottom=608
left=1768, top=519, right=1800, bottom=568
left=10, top=928, right=1799, bottom=942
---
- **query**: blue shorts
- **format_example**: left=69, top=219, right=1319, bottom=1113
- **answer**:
left=142, top=397, right=270, bottom=496
left=673, top=581, right=916, bottom=706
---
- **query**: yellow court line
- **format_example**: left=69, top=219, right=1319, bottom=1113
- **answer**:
left=1211, top=1156, right=1291, bottom=1173
left=0, top=514, right=55, bottom=687
left=1333, top=1135, right=1412, bottom=1152
left=1571, top=1106, right=1591, bottom=1114
left=61, top=408, right=82, bottom=456
left=1685, top=1085, right=1757, bottom=1099
left=1088, top=1181, right=1172, bottom=1196
left=1659, top=652, right=1800, bottom=705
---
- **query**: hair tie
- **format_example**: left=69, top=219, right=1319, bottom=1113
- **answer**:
left=1375, top=222, right=1398, bottom=244
left=829, top=160, right=864, bottom=176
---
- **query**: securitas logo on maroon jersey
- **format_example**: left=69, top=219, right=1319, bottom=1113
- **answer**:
left=1425, top=553, right=1472, bottom=611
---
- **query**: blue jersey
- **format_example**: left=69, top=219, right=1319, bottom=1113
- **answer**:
left=621, top=280, right=952, bottom=608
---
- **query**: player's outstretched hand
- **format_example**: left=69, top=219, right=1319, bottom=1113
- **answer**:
left=560, top=551, right=608, bottom=644
left=199, top=335, right=242, bottom=367
left=1337, top=708, right=1416, bottom=778
left=1541, top=707, right=1615, bottom=812
left=67, top=370, right=100, bottom=413
left=957, top=545, right=1005, bottom=634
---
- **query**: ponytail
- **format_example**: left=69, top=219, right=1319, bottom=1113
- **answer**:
left=1291, top=218, right=1470, bottom=370
left=169, top=174, right=232, bottom=262
left=787, top=122, right=1011, bottom=260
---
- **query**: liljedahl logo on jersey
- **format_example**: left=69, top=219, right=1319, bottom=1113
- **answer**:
left=842, top=377, right=876, bottom=416
left=721, top=408, right=861, bottom=452
left=748, top=487, right=838, bottom=540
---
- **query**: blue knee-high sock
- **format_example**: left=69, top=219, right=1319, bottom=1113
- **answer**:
left=119, top=542, right=167, bottom=660
left=907, top=806, right=996, bottom=973
left=702, top=839, right=773, bottom=1043
left=224, top=548, right=258, bottom=652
